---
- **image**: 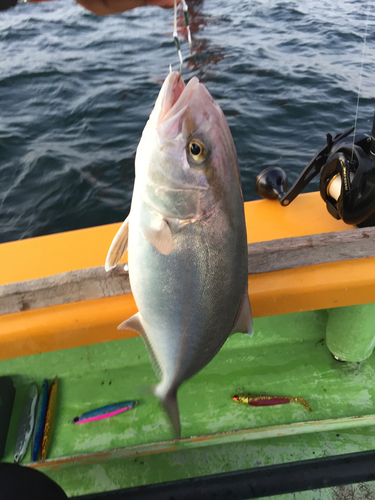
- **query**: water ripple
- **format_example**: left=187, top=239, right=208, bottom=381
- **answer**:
left=0, top=0, right=374, bottom=242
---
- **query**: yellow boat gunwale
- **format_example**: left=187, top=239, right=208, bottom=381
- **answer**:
left=1, top=191, right=375, bottom=361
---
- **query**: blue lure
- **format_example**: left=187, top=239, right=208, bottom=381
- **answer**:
left=31, top=379, right=48, bottom=462
left=73, top=400, right=137, bottom=424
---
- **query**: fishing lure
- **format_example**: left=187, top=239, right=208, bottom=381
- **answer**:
left=41, top=377, right=57, bottom=461
left=14, top=383, right=38, bottom=463
left=31, top=379, right=49, bottom=462
left=72, top=400, right=137, bottom=424
left=232, top=393, right=312, bottom=411
left=181, top=0, right=192, bottom=51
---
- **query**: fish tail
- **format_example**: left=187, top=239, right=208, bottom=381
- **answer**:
left=154, top=383, right=181, bottom=439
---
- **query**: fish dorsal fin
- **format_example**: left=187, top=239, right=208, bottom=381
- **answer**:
left=105, top=216, right=129, bottom=271
left=230, top=291, right=254, bottom=337
left=118, top=313, right=162, bottom=379
left=143, top=220, right=174, bottom=255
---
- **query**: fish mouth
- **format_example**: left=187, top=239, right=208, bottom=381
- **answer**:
left=157, top=72, right=200, bottom=124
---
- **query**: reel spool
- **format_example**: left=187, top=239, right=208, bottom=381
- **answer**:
left=255, top=113, right=375, bottom=227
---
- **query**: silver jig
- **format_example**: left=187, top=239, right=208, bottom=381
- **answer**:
left=181, top=0, right=192, bottom=53
left=172, top=0, right=192, bottom=76
left=173, top=0, right=183, bottom=75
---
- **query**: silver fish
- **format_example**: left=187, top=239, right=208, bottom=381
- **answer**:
left=106, top=72, right=253, bottom=437
left=14, top=383, right=38, bottom=463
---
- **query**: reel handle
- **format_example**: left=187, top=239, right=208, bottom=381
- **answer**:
left=255, top=127, right=355, bottom=206
left=255, top=167, right=287, bottom=202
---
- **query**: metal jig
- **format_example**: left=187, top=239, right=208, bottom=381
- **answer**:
left=72, top=400, right=137, bottom=424
left=173, top=0, right=192, bottom=76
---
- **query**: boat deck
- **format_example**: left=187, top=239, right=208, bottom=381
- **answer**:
left=1, top=311, right=375, bottom=497
left=1, top=193, right=375, bottom=498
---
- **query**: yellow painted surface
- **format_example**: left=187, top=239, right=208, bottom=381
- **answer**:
left=243, top=191, right=351, bottom=243
left=0, top=222, right=122, bottom=285
left=0, top=296, right=139, bottom=361
left=0, top=192, right=349, bottom=286
left=249, top=258, right=375, bottom=315
left=1, top=191, right=373, bottom=361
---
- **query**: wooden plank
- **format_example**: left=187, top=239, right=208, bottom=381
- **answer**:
left=248, top=226, right=375, bottom=274
left=1, top=227, right=375, bottom=315
left=28, top=413, right=375, bottom=471
left=0, top=266, right=130, bottom=315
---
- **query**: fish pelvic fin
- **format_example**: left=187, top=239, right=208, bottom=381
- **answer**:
left=105, top=215, right=129, bottom=271
left=231, top=291, right=253, bottom=338
left=143, top=220, right=174, bottom=255
left=154, top=383, right=181, bottom=439
left=118, top=313, right=162, bottom=379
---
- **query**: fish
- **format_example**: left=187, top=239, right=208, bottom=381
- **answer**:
left=14, top=383, right=38, bottom=463
left=41, top=377, right=57, bottom=460
left=31, top=379, right=49, bottom=462
left=72, top=400, right=137, bottom=424
left=105, top=71, right=253, bottom=438
left=232, top=393, right=312, bottom=411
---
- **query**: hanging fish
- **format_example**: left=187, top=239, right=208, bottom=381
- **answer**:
left=232, top=393, right=312, bottom=411
left=41, top=377, right=57, bottom=461
left=72, top=400, right=137, bottom=424
left=105, top=71, right=253, bottom=438
left=14, top=384, right=38, bottom=463
left=30, top=379, right=49, bottom=462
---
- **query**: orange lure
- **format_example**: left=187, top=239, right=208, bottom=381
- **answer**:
left=41, top=377, right=58, bottom=460
left=232, top=393, right=312, bottom=411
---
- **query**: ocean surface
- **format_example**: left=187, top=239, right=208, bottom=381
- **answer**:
left=0, top=0, right=374, bottom=243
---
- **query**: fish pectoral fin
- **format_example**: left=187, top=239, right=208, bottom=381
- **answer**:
left=118, top=313, right=162, bottom=379
left=230, top=291, right=254, bottom=337
left=143, top=220, right=174, bottom=255
left=105, top=215, right=129, bottom=271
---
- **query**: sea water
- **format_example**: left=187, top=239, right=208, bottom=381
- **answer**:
left=0, top=0, right=374, bottom=242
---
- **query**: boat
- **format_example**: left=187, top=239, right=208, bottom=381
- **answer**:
left=1, top=178, right=375, bottom=498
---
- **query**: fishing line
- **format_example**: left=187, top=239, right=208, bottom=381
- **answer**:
left=351, top=0, right=371, bottom=160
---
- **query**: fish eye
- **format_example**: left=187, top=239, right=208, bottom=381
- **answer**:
left=190, top=142, right=201, bottom=156
left=188, top=139, right=207, bottom=165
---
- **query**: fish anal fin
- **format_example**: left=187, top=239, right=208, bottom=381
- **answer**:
left=143, top=220, right=174, bottom=255
left=105, top=216, right=129, bottom=271
left=231, top=291, right=254, bottom=338
left=154, top=383, right=181, bottom=439
left=118, top=313, right=162, bottom=379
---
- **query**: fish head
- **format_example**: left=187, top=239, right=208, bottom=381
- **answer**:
left=136, top=72, right=240, bottom=221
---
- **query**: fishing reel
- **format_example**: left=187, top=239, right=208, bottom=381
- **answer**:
left=256, top=113, right=375, bottom=227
